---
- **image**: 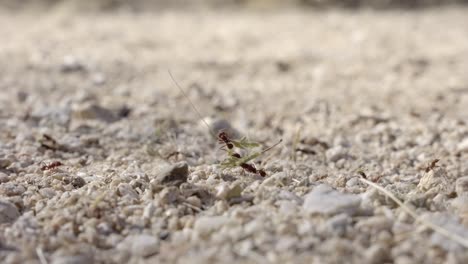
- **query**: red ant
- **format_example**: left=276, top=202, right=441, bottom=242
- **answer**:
left=218, top=131, right=234, bottom=149
left=220, top=135, right=281, bottom=177
left=231, top=152, right=267, bottom=177
left=424, top=159, right=440, bottom=173
left=240, top=163, right=267, bottom=177
left=41, top=161, right=63, bottom=171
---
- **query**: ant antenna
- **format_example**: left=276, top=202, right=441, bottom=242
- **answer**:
left=261, top=139, right=283, bottom=154
left=168, top=70, right=217, bottom=139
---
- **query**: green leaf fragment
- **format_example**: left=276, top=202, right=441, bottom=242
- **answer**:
left=231, top=137, right=261, bottom=149
left=236, top=152, right=261, bottom=164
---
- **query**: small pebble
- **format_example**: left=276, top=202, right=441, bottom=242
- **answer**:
left=143, top=203, right=155, bottom=219
left=216, top=182, right=244, bottom=200
left=117, top=234, right=159, bottom=257
left=155, top=162, right=189, bottom=187
left=206, top=118, right=240, bottom=139
left=194, top=216, right=230, bottom=236
left=72, top=103, right=118, bottom=123
left=0, top=172, right=9, bottom=183
left=0, top=200, right=20, bottom=224
left=457, top=138, right=468, bottom=152
left=60, top=55, right=85, bottom=73
left=325, top=213, right=350, bottom=235
left=0, top=183, right=26, bottom=196
left=364, top=244, right=390, bottom=264
left=356, top=216, right=393, bottom=232
left=117, top=183, right=138, bottom=199
left=92, top=73, right=106, bottom=85
left=71, top=177, right=86, bottom=188
left=39, top=188, right=57, bottom=198
left=303, top=184, right=361, bottom=216
left=159, top=187, right=180, bottom=205
left=186, top=196, right=202, bottom=208
left=450, top=196, right=468, bottom=215
left=0, top=158, right=12, bottom=168
left=455, top=176, right=468, bottom=196
left=326, top=146, right=348, bottom=162
left=52, top=255, right=93, bottom=264
left=168, top=217, right=180, bottom=231
left=215, top=183, right=230, bottom=199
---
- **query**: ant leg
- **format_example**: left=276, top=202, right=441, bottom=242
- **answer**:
left=219, top=145, right=228, bottom=152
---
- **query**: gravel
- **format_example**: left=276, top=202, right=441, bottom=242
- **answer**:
left=1, top=5, right=468, bottom=264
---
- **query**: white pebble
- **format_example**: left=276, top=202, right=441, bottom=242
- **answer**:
left=117, top=234, right=159, bottom=257
left=39, top=188, right=57, bottom=199
left=303, top=184, right=361, bottom=216
left=117, top=183, right=138, bottom=199
left=194, top=216, right=230, bottom=236
left=326, top=146, right=348, bottom=162
left=457, top=137, right=468, bottom=152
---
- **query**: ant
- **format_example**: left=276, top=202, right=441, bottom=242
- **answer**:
left=41, top=161, right=63, bottom=171
left=230, top=150, right=267, bottom=177
left=240, top=163, right=267, bottom=177
left=168, top=70, right=281, bottom=177
left=39, top=134, right=59, bottom=150
left=424, top=159, right=440, bottom=173
left=356, top=168, right=383, bottom=182
left=216, top=132, right=281, bottom=177
left=218, top=131, right=234, bottom=150
left=357, top=170, right=367, bottom=179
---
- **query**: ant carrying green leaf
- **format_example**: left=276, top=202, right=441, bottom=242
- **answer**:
left=168, top=70, right=281, bottom=177
left=219, top=138, right=282, bottom=176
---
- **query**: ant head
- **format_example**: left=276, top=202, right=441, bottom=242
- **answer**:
left=259, top=170, right=266, bottom=177
left=218, top=131, right=229, bottom=140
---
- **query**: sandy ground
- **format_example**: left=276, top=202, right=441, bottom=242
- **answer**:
left=1, top=6, right=468, bottom=264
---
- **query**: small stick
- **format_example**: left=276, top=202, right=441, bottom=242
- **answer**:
left=168, top=70, right=217, bottom=139
left=183, top=202, right=202, bottom=212
left=261, top=139, right=283, bottom=155
left=36, top=247, right=48, bottom=264
left=358, top=176, right=468, bottom=249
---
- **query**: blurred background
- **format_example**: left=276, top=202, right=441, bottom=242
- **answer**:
left=2, top=0, right=468, bottom=11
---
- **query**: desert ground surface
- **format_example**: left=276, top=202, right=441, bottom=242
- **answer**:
left=1, top=3, right=468, bottom=263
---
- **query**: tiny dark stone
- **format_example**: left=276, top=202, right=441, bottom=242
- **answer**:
left=156, top=162, right=189, bottom=187
left=159, top=230, right=170, bottom=240
left=276, top=60, right=291, bottom=72
left=117, top=105, right=132, bottom=118
left=229, top=195, right=254, bottom=205
left=17, top=91, right=28, bottom=103
left=71, top=177, right=86, bottom=188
